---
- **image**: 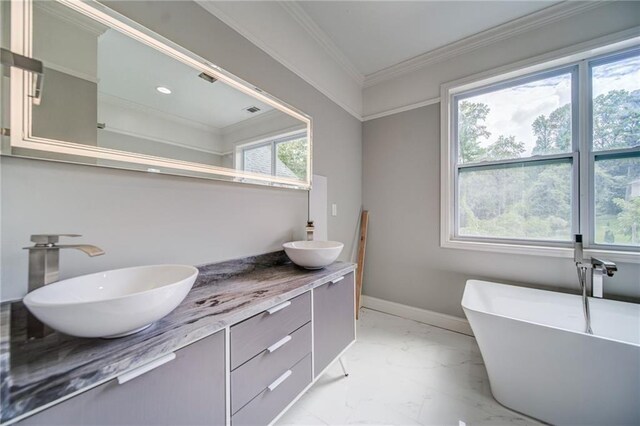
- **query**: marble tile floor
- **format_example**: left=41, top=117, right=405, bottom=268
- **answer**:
left=277, top=308, right=541, bottom=426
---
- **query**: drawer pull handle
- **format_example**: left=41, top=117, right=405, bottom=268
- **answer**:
left=331, top=276, right=345, bottom=284
left=117, top=353, right=176, bottom=385
left=267, top=335, right=292, bottom=353
left=267, top=300, right=291, bottom=315
left=268, top=370, right=292, bottom=391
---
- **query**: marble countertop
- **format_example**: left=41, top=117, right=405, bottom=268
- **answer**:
left=0, top=251, right=356, bottom=424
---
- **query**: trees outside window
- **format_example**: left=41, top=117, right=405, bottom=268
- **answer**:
left=453, top=48, right=639, bottom=249
left=455, top=69, right=575, bottom=242
left=241, top=133, right=308, bottom=181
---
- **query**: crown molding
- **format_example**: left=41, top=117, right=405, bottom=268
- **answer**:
left=364, top=27, right=640, bottom=122
left=100, top=126, right=228, bottom=156
left=230, top=125, right=307, bottom=150
left=363, top=1, right=607, bottom=88
left=277, top=1, right=364, bottom=86
left=196, top=0, right=363, bottom=121
left=222, top=108, right=306, bottom=149
left=363, top=97, right=440, bottom=122
left=35, top=1, right=108, bottom=36
left=221, top=108, right=301, bottom=136
left=98, top=92, right=223, bottom=135
left=42, top=61, right=99, bottom=84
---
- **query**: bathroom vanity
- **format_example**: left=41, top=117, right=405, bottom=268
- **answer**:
left=0, top=252, right=356, bottom=425
left=0, top=1, right=351, bottom=422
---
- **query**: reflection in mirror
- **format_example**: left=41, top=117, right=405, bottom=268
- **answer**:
left=16, top=1, right=310, bottom=187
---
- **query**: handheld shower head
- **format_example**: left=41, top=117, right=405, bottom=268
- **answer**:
left=574, top=234, right=583, bottom=264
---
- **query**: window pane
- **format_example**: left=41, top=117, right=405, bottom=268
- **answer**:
left=457, top=72, right=573, bottom=164
left=458, top=161, right=572, bottom=240
left=243, top=144, right=272, bottom=175
left=275, top=136, right=308, bottom=180
left=591, top=53, right=640, bottom=151
left=594, top=155, right=640, bottom=247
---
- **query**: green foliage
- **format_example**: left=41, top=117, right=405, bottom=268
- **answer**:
left=276, top=138, right=308, bottom=180
left=459, top=162, right=572, bottom=240
left=458, top=84, right=639, bottom=244
left=528, top=163, right=572, bottom=220
left=458, top=102, right=490, bottom=162
left=613, top=197, right=640, bottom=244
left=593, top=90, right=640, bottom=150
left=594, top=164, right=626, bottom=216
left=486, top=135, right=525, bottom=160
left=458, top=102, right=526, bottom=163
left=532, top=104, right=571, bottom=155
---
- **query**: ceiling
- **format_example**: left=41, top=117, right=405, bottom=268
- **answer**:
left=200, top=0, right=590, bottom=119
left=97, top=29, right=275, bottom=130
left=297, top=1, right=560, bottom=76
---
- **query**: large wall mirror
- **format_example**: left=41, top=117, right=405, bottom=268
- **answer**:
left=4, top=0, right=312, bottom=189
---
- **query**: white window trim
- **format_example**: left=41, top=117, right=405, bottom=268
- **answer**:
left=440, top=30, right=640, bottom=263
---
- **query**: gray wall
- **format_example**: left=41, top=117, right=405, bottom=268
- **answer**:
left=32, top=68, right=98, bottom=146
left=97, top=130, right=224, bottom=167
left=362, top=104, right=640, bottom=318
left=0, top=0, right=362, bottom=301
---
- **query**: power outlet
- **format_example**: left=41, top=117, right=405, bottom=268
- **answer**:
left=331, top=203, right=338, bottom=217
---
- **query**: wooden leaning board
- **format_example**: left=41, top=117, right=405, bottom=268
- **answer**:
left=355, top=210, right=369, bottom=320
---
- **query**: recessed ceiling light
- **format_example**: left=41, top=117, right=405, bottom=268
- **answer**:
left=156, top=86, right=172, bottom=95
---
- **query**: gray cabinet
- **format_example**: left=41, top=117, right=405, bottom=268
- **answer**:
left=20, top=330, right=226, bottom=426
left=231, top=354, right=312, bottom=426
left=231, top=322, right=311, bottom=414
left=313, top=272, right=356, bottom=376
left=230, top=292, right=311, bottom=370
left=230, top=293, right=313, bottom=425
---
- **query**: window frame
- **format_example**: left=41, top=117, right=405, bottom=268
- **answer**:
left=440, top=35, right=640, bottom=263
left=453, top=65, right=579, bottom=247
left=586, top=49, right=640, bottom=252
left=239, top=131, right=307, bottom=178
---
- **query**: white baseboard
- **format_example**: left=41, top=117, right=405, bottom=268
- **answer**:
left=361, top=295, right=474, bottom=336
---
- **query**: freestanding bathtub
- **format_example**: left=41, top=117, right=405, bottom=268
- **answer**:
left=462, top=279, right=640, bottom=426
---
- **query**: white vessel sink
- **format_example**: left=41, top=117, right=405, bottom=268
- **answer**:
left=23, top=265, right=198, bottom=338
left=283, top=241, right=344, bottom=269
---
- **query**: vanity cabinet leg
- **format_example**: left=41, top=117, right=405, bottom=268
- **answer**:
left=339, top=357, right=349, bottom=377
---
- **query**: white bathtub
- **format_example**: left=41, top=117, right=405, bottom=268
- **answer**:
left=462, top=279, right=640, bottom=426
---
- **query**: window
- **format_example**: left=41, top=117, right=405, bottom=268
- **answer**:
left=442, top=43, right=640, bottom=256
left=240, top=132, right=308, bottom=181
left=590, top=51, right=640, bottom=248
left=243, top=144, right=272, bottom=176
left=455, top=69, right=577, bottom=242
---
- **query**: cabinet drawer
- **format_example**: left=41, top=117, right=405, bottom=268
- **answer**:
left=232, top=353, right=312, bottom=426
left=231, top=322, right=311, bottom=414
left=313, top=272, right=356, bottom=376
left=19, top=331, right=226, bottom=426
left=231, top=292, right=311, bottom=369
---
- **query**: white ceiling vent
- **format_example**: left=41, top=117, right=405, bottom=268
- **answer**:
left=244, top=106, right=261, bottom=114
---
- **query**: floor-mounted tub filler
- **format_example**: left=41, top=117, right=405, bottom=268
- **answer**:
left=462, top=280, right=640, bottom=426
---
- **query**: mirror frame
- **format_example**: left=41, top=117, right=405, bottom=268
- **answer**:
left=7, top=0, right=313, bottom=190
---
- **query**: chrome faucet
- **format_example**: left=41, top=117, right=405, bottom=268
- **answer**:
left=23, top=234, right=104, bottom=338
left=591, top=258, right=617, bottom=278
left=590, top=258, right=616, bottom=299
left=573, top=234, right=618, bottom=334
left=574, top=234, right=593, bottom=334
left=573, top=235, right=617, bottom=296
left=24, top=234, right=105, bottom=292
left=305, top=221, right=315, bottom=241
